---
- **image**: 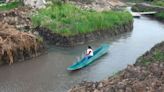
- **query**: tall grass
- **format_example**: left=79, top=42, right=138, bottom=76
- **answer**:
left=0, top=1, right=22, bottom=11
left=31, top=3, right=132, bottom=36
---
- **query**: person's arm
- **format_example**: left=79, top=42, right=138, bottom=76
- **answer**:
left=86, top=51, right=91, bottom=55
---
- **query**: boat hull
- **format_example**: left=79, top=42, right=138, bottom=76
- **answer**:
left=67, top=44, right=109, bottom=71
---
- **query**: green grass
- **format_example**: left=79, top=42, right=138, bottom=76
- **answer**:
left=152, top=0, right=164, bottom=7
left=147, top=0, right=164, bottom=20
left=132, top=0, right=164, bottom=20
left=0, top=1, right=22, bottom=11
left=139, top=50, right=164, bottom=66
left=31, top=3, right=132, bottom=36
left=153, top=51, right=164, bottom=61
left=139, top=58, right=151, bottom=66
left=155, top=12, right=164, bottom=20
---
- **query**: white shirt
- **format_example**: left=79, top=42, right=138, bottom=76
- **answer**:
left=87, top=48, right=93, bottom=56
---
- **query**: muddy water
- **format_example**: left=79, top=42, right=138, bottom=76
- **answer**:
left=0, top=16, right=164, bottom=92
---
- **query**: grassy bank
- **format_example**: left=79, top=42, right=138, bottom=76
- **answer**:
left=153, top=0, right=164, bottom=20
left=31, top=3, right=132, bottom=36
left=0, top=1, right=22, bottom=11
left=137, top=42, right=164, bottom=66
left=155, top=12, right=164, bottom=20
left=132, top=8, right=164, bottom=20
left=132, top=2, right=164, bottom=21
left=139, top=50, right=164, bottom=65
left=151, top=0, right=164, bottom=7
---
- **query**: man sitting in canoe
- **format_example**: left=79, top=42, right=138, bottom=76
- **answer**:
left=85, top=46, right=93, bottom=60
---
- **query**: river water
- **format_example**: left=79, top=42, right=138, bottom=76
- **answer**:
left=0, top=16, right=164, bottom=92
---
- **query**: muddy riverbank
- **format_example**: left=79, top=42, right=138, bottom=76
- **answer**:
left=132, top=3, right=164, bottom=12
left=31, top=0, right=133, bottom=47
left=0, top=8, right=45, bottom=65
left=36, top=21, right=133, bottom=47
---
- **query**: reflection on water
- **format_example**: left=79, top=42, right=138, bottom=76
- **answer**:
left=0, top=16, right=164, bottom=92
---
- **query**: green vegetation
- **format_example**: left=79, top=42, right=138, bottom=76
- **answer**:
left=152, top=0, right=164, bottom=7
left=140, top=58, right=151, bottom=65
left=132, top=6, right=152, bottom=12
left=126, top=0, right=164, bottom=6
left=0, top=1, right=22, bottom=11
left=153, top=51, right=164, bottom=61
left=139, top=50, right=164, bottom=66
left=124, top=0, right=154, bottom=3
left=37, top=36, right=44, bottom=43
left=132, top=0, right=164, bottom=21
left=155, top=12, right=164, bottom=20
left=148, top=1, right=164, bottom=20
left=31, top=3, right=132, bottom=36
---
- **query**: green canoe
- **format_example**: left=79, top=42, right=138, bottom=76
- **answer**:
left=67, top=44, right=109, bottom=71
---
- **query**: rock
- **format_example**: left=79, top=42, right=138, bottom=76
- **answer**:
left=35, top=0, right=46, bottom=9
left=93, top=89, right=99, bottom=92
left=5, top=0, right=15, bottom=3
left=0, top=7, right=32, bottom=30
left=92, top=83, right=96, bottom=89
left=70, top=0, right=125, bottom=12
left=23, top=0, right=46, bottom=9
left=98, top=82, right=103, bottom=88
left=125, top=87, right=132, bottom=92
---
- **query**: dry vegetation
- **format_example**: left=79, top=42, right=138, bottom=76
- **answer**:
left=0, top=22, right=43, bottom=64
left=0, top=7, right=44, bottom=65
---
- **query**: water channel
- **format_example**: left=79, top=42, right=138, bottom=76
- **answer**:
left=0, top=16, right=164, bottom=92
